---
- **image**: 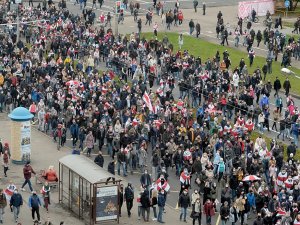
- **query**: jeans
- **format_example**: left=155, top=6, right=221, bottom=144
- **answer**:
left=32, top=207, right=40, bottom=221
left=22, top=179, right=33, bottom=191
left=221, top=219, right=227, bottom=225
left=107, top=142, right=113, bottom=156
left=176, top=164, right=182, bottom=176
left=158, top=206, right=164, bottom=222
left=180, top=207, right=188, bottom=221
left=72, top=135, right=78, bottom=146
left=0, top=208, right=3, bottom=221
left=142, top=207, right=150, bottom=221
left=293, top=134, right=298, bottom=147
left=118, top=162, right=127, bottom=176
left=206, top=215, right=212, bottom=225
left=152, top=166, right=158, bottom=180
left=190, top=27, right=194, bottom=35
left=13, top=206, right=20, bottom=221
left=152, top=206, right=157, bottom=218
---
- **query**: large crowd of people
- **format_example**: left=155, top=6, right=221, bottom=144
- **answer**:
left=0, top=0, right=300, bottom=225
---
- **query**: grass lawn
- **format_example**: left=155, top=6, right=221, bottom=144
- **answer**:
left=142, top=32, right=300, bottom=95
left=141, top=32, right=300, bottom=160
left=250, top=131, right=300, bottom=161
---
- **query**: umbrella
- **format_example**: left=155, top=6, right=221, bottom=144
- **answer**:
left=242, top=175, right=261, bottom=182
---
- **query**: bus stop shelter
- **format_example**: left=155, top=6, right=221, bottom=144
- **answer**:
left=58, top=155, right=122, bottom=225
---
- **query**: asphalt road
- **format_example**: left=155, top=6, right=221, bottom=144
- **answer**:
left=20, top=0, right=300, bottom=223
left=67, top=0, right=245, bottom=16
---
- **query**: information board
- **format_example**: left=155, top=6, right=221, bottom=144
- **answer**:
left=95, top=186, right=119, bottom=222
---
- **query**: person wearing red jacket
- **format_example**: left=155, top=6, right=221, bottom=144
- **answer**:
left=21, top=161, right=36, bottom=192
left=203, top=199, right=215, bottom=225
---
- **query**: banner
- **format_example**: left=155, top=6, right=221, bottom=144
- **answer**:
left=20, top=121, right=31, bottom=162
left=95, top=186, right=119, bottom=222
left=238, top=0, right=274, bottom=19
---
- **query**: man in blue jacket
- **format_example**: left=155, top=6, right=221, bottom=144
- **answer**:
left=10, top=189, right=23, bottom=223
left=70, top=120, right=79, bottom=147
left=28, top=191, right=42, bottom=223
left=157, top=190, right=166, bottom=223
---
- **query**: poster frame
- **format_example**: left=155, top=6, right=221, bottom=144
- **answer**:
left=93, top=184, right=120, bottom=224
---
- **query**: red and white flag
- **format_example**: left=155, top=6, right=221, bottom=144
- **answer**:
left=143, top=91, right=153, bottom=112
left=180, top=171, right=191, bottom=184
left=104, top=102, right=111, bottom=110
left=155, top=179, right=170, bottom=192
left=132, top=118, right=139, bottom=127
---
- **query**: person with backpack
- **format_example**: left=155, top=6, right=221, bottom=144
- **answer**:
left=28, top=191, right=42, bottom=223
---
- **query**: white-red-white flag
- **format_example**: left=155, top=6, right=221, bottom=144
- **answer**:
left=143, top=91, right=153, bottom=112
left=155, top=178, right=170, bottom=192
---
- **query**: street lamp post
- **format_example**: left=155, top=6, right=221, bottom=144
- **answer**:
left=114, top=1, right=121, bottom=36
left=15, top=0, right=22, bottom=43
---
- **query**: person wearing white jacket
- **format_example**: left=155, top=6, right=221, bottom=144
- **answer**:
left=258, top=112, right=265, bottom=134
left=232, top=72, right=239, bottom=92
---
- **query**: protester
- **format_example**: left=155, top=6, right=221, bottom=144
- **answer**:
left=0, top=1, right=299, bottom=224
left=41, top=182, right=51, bottom=212
left=10, top=188, right=23, bottom=223
left=28, top=191, right=42, bottom=223
left=44, top=166, right=58, bottom=182
left=21, top=161, right=36, bottom=192
left=0, top=189, right=7, bottom=224
left=124, top=183, right=134, bottom=217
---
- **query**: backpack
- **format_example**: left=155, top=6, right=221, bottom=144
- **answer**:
left=219, top=162, right=225, bottom=172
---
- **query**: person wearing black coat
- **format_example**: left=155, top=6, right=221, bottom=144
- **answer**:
left=178, top=190, right=191, bottom=222
left=124, top=183, right=134, bottom=217
left=107, top=160, right=115, bottom=175
left=140, top=170, right=152, bottom=190
left=273, top=77, right=281, bottom=97
left=220, top=201, right=230, bottom=225
left=94, top=151, right=104, bottom=167
left=118, top=185, right=124, bottom=216
left=140, top=190, right=151, bottom=222
left=283, top=78, right=291, bottom=96
left=287, top=142, right=296, bottom=158
left=253, top=214, right=263, bottom=225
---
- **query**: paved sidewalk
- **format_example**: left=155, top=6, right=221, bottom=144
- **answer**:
left=0, top=113, right=191, bottom=225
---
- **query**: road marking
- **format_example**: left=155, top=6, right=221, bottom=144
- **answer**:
left=216, top=214, right=221, bottom=225
left=136, top=0, right=150, bottom=4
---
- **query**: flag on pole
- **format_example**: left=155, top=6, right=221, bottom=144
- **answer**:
left=143, top=91, right=153, bottom=112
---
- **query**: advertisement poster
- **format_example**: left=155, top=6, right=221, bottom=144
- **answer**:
left=20, top=121, right=31, bottom=162
left=95, top=186, right=118, bottom=222
left=11, top=121, right=21, bottom=161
